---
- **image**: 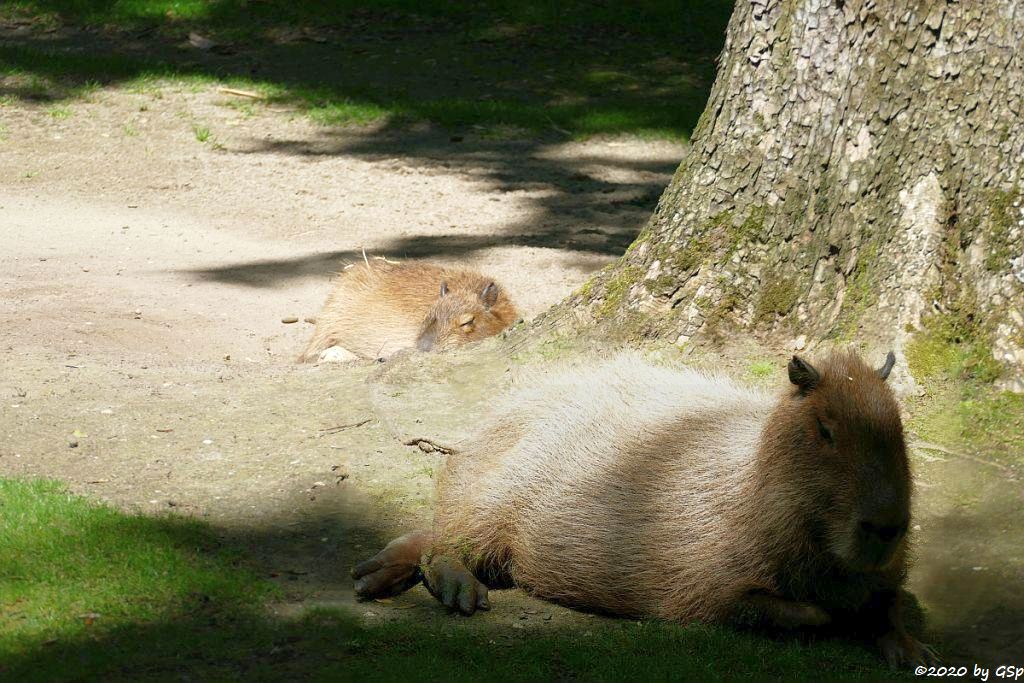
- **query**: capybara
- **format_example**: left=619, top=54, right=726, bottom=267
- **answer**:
left=299, top=259, right=518, bottom=362
left=352, top=350, right=937, bottom=668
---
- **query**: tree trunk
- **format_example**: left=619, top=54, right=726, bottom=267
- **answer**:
left=566, top=0, right=1024, bottom=391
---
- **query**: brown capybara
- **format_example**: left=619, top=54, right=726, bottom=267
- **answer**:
left=352, top=350, right=938, bottom=668
left=299, top=259, right=518, bottom=362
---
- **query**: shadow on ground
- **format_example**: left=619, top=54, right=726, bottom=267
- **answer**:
left=4, top=473, right=1018, bottom=681
left=0, top=499, right=912, bottom=682
left=183, top=131, right=676, bottom=287
left=2, top=2, right=729, bottom=286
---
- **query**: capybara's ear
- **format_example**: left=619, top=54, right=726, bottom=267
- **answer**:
left=439, top=281, right=449, bottom=297
left=788, top=355, right=820, bottom=393
left=877, top=351, right=896, bottom=380
left=480, top=282, right=499, bottom=309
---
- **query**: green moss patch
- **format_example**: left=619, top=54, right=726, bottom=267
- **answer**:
left=755, top=276, right=799, bottom=322
left=982, top=188, right=1021, bottom=273
left=596, top=264, right=643, bottom=319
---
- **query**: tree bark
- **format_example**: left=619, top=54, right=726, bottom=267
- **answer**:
left=566, top=0, right=1024, bottom=391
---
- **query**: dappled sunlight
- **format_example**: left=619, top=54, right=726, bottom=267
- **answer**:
left=1, top=1, right=729, bottom=139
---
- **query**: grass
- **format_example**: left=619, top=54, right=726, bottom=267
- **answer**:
left=46, top=103, right=71, bottom=118
left=192, top=122, right=211, bottom=142
left=747, top=360, right=777, bottom=380
left=0, top=478, right=273, bottom=679
left=0, top=1, right=733, bottom=140
left=0, top=477, right=908, bottom=681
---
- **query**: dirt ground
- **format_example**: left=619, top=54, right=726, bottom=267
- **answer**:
left=1, top=84, right=1021, bottom=667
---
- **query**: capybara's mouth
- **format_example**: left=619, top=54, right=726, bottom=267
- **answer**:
left=844, top=542, right=900, bottom=573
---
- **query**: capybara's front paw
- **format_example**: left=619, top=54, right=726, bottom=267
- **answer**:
left=351, top=531, right=430, bottom=600
left=878, top=630, right=941, bottom=669
left=423, top=556, right=490, bottom=616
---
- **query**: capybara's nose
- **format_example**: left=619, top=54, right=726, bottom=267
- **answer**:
left=859, top=519, right=906, bottom=544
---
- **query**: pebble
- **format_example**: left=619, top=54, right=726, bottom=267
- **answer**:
left=202, top=439, right=213, bottom=445
left=304, top=316, right=317, bottom=324
left=281, top=316, right=299, bottom=324
left=68, top=440, right=78, bottom=448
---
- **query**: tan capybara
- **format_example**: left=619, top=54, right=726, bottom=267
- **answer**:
left=299, top=259, right=518, bottom=362
left=352, top=350, right=938, bottom=668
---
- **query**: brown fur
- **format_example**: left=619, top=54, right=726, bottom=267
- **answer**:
left=431, top=350, right=914, bottom=629
left=299, top=259, right=518, bottom=362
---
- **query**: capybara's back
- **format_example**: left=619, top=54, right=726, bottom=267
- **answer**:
left=299, top=259, right=517, bottom=362
left=434, top=354, right=772, bottom=618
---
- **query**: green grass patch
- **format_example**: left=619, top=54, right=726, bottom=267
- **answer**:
left=0, top=478, right=274, bottom=677
left=0, top=1, right=733, bottom=140
left=747, top=360, right=776, bottom=380
left=46, top=104, right=71, bottom=118
left=0, top=477, right=907, bottom=680
left=191, top=122, right=211, bottom=142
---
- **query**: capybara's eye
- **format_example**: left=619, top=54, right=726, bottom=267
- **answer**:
left=817, top=418, right=834, bottom=445
left=458, top=314, right=475, bottom=328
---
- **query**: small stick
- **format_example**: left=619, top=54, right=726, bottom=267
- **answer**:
left=218, top=87, right=264, bottom=99
left=403, top=438, right=456, bottom=455
left=318, top=419, right=372, bottom=435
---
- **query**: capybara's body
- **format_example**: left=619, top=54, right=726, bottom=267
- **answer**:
left=353, top=349, right=934, bottom=667
left=299, top=260, right=517, bottom=362
left=434, top=356, right=775, bottom=620
left=433, top=352, right=909, bottom=622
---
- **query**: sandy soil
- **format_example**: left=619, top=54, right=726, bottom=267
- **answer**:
left=1, top=83, right=1021, bottom=666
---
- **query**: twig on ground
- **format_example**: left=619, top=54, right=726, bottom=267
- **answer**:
left=403, top=438, right=456, bottom=455
left=217, top=87, right=264, bottom=99
left=318, top=419, right=372, bottom=435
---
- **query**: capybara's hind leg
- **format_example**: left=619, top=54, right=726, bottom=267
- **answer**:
left=351, top=530, right=432, bottom=600
left=423, top=556, right=490, bottom=616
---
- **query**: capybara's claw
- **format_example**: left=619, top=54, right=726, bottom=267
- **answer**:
left=424, top=556, right=490, bottom=616
left=878, top=631, right=940, bottom=669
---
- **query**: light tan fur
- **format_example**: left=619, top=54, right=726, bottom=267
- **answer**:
left=431, top=351, right=912, bottom=624
left=299, top=260, right=518, bottom=362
